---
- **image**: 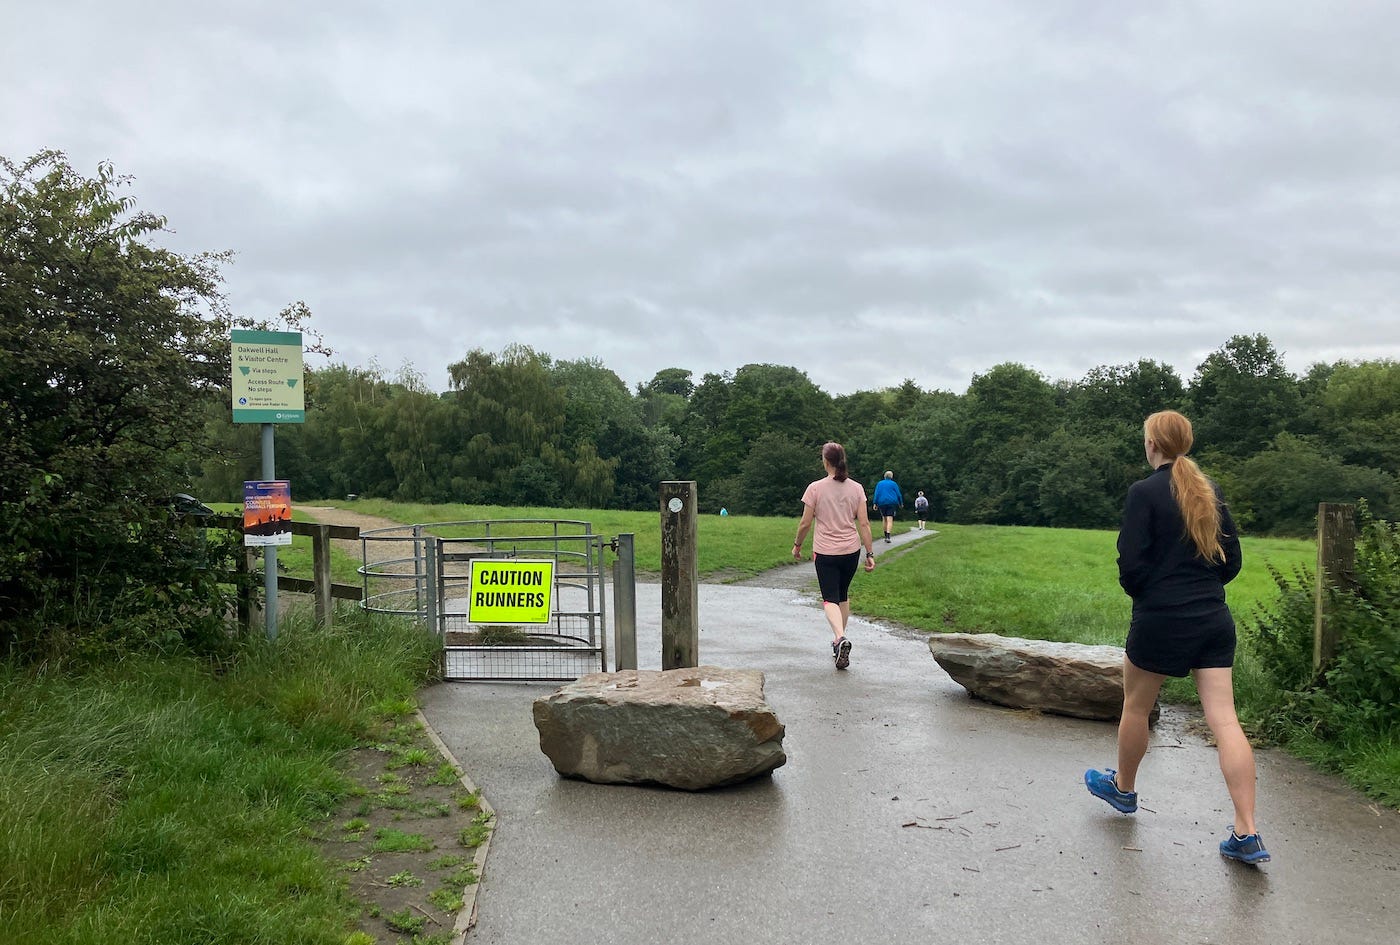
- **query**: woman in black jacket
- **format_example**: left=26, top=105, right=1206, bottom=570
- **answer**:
left=1085, top=410, right=1270, bottom=864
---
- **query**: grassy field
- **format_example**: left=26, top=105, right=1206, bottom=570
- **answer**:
left=340, top=498, right=806, bottom=577
left=857, top=523, right=1313, bottom=645
left=331, top=501, right=1312, bottom=643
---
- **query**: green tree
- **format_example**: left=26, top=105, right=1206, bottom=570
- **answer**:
left=0, top=151, right=308, bottom=652
left=550, top=358, right=637, bottom=507
left=1034, top=430, right=1123, bottom=528
left=963, top=363, right=1059, bottom=452
left=636, top=367, right=694, bottom=429
left=1231, top=433, right=1396, bottom=534
left=1067, top=359, right=1187, bottom=434
left=946, top=363, right=1060, bottom=523
left=1313, top=360, right=1400, bottom=471
left=833, top=390, right=892, bottom=439
left=1189, top=334, right=1302, bottom=457
left=299, top=363, right=399, bottom=500
left=686, top=364, right=834, bottom=498
left=382, top=366, right=456, bottom=502
left=448, top=345, right=566, bottom=505
left=675, top=371, right=732, bottom=486
left=736, top=432, right=815, bottom=516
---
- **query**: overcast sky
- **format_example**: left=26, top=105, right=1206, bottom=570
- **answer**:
left=6, top=1, right=1400, bottom=395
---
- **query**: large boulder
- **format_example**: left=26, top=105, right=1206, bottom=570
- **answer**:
left=928, top=632, right=1157, bottom=723
left=533, top=666, right=787, bottom=790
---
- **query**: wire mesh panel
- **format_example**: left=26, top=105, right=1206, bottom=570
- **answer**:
left=362, top=519, right=608, bottom=682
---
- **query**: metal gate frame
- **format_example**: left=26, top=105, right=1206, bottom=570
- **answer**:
left=361, top=519, right=608, bottom=682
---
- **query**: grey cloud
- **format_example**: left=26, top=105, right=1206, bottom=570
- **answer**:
left=5, top=0, right=1399, bottom=396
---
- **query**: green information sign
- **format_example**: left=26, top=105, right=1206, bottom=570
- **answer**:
left=468, top=560, right=555, bottom=625
left=231, top=329, right=305, bottom=423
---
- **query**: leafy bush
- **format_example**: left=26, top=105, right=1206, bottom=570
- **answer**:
left=0, top=151, right=314, bottom=660
left=1247, top=505, right=1400, bottom=741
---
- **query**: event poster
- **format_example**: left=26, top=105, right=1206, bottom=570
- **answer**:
left=243, top=480, right=292, bottom=546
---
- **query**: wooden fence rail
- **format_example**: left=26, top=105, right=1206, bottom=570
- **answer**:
left=204, top=516, right=361, bottom=629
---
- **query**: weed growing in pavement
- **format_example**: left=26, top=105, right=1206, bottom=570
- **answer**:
left=429, top=887, right=465, bottom=913
left=386, top=908, right=425, bottom=934
left=389, top=747, right=434, bottom=769
left=459, top=811, right=494, bottom=849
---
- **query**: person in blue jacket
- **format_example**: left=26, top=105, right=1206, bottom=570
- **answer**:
left=1084, top=409, right=1269, bottom=865
left=872, top=471, right=903, bottom=543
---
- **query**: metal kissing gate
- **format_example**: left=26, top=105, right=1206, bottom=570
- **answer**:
left=360, top=519, right=614, bottom=681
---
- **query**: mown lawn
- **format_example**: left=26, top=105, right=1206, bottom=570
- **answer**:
left=856, top=523, right=1313, bottom=646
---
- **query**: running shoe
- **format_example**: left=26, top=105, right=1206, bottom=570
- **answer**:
left=835, top=637, right=852, bottom=670
left=1219, top=828, right=1271, bottom=864
left=1084, top=768, right=1138, bottom=813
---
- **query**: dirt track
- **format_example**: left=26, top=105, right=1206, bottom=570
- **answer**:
left=298, top=505, right=409, bottom=568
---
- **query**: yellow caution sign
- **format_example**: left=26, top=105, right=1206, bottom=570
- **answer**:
left=468, top=559, right=555, bottom=624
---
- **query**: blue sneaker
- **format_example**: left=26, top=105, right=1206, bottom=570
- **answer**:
left=1220, top=828, right=1271, bottom=864
left=1084, top=768, right=1138, bottom=813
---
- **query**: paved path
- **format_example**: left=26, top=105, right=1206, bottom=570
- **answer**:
left=420, top=528, right=1399, bottom=945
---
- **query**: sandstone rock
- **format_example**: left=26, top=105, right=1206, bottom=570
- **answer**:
left=532, top=666, right=786, bottom=790
left=928, top=632, right=1157, bottom=723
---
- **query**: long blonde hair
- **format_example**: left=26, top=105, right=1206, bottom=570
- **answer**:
left=1144, top=410, right=1226, bottom=563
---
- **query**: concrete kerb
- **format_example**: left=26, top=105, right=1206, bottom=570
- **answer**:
left=415, top=709, right=495, bottom=942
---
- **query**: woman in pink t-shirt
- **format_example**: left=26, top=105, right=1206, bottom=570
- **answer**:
left=792, top=442, right=877, bottom=669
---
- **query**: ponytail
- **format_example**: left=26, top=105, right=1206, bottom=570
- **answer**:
left=1144, top=410, right=1226, bottom=563
left=822, top=442, right=849, bottom=482
left=1170, top=456, right=1225, bottom=563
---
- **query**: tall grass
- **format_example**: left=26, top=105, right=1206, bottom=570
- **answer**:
left=0, top=611, right=439, bottom=945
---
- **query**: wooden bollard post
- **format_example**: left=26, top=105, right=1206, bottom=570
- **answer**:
left=660, top=481, right=699, bottom=669
left=612, top=533, right=638, bottom=671
left=1314, top=502, right=1357, bottom=673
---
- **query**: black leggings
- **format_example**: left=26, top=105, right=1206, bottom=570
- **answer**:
left=814, top=550, right=861, bottom=604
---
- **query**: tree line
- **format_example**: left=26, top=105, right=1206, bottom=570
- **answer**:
left=5, top=151, right=1395, bottom=653
left=194, top=336, right=1398, bottom=537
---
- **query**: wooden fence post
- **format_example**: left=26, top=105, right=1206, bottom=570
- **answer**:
left=312, top=524, right=334, bottom=627
left=1314, top=502, right=1357, bottom=674
left=239, top=546, right=263, bottom=633
left=660, top=481, right=699, bottom=670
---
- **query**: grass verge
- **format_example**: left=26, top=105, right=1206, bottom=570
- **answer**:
left=0, top=610, right=457, bottom=945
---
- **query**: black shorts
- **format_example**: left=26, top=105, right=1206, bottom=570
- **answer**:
left=878, top=504, right=898, bottom=519
left=1126, top=610, right=1236, bottom=678
left=813, top=550, right=861, bottom=604
left=916, top=507, right=927, bottom=521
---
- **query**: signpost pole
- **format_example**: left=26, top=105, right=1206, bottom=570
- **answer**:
left=262, top=422, right=278, bottom=640
left=231, top=327, right=303, bottom=642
